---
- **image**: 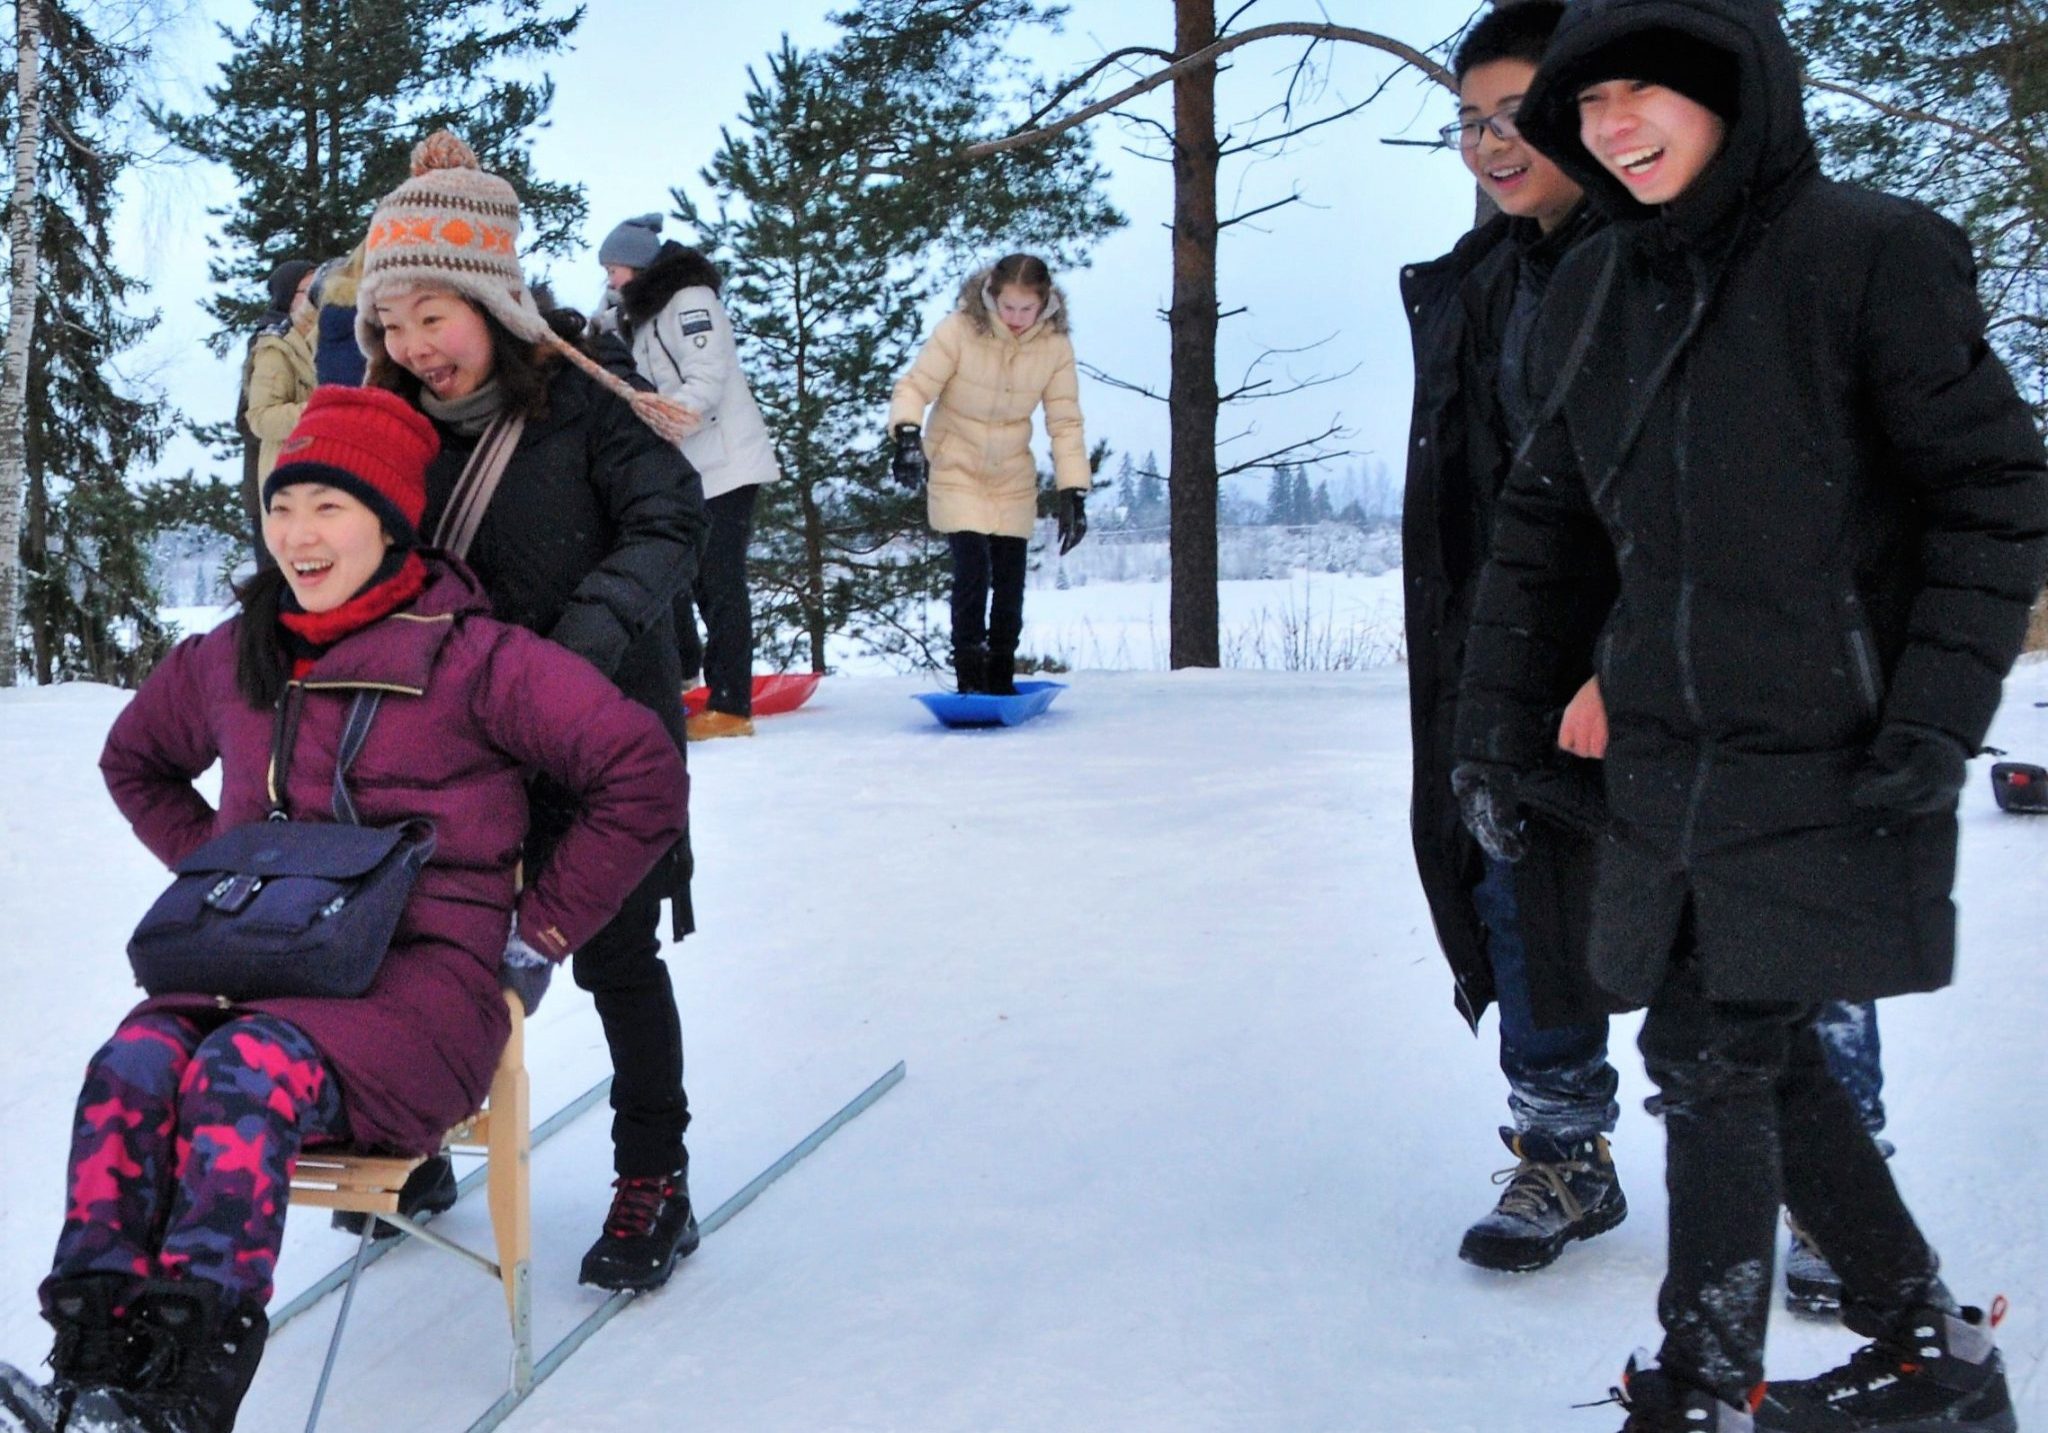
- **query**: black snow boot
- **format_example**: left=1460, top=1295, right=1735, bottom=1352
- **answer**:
left=1784, top=1213, right=1845, bottom=1316
left=577, top=1168, right=700, bottom=1293
left=1604, top=1355, right=1758, bottom=1432
left=67, top=1281, right=267, bottom=1433
left=1756, top=1302, right=2016, bottom=1432
left=0, top=1276, right=140, bottom=1433
left=953, top=643, right=989, bottom=695
left=331, top=1152, right=458, bottom=1241
left=1458, top=1127, right=1627, bottom=1272
left=984, top=646, right=1018, bottom=696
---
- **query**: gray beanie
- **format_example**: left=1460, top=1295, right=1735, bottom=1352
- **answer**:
left=599, top=213, right=665, bottom=272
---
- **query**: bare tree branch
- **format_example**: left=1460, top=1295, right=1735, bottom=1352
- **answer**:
left=961, top=22, right=1456, bottom=161
left=1218, top=191, right=1301, bottom=229
left=1077, top=361, right=1170, bottom=404
left=1216, top=419, right=1357, bottom=479
left=1806, top=75, right=2028, bottom=161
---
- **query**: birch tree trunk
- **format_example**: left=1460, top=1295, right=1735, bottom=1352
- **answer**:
left=0, top=0, right=43, bottom=687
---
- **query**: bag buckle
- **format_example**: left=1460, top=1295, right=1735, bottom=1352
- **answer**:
left=205, top=873, right=264, bottom=914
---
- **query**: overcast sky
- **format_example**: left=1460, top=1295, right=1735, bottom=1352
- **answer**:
left=117, top=1, right=1488, bottom=500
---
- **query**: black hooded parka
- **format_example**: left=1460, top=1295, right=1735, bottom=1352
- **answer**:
left=1454, top=0, right=2048, bottom=1007
left=1402, top=207, right=1615, bottom=1033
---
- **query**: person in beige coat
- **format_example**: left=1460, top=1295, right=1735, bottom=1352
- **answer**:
left=888, top=253, right=1091, bottom=694
left=242, top=273, right=318, bottom=497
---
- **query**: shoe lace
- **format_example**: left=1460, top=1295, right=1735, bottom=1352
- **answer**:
left=1490, top=1149, right=1591, bottom=1224
left=48, top=1319, right=131, bottom=1385
left=602, top=1174, right=674, bottom=1239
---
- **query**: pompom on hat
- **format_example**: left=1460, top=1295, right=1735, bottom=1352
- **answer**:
left=357, top=130, right=700, bottom=448
left=263, top=385, right=441, bottom=546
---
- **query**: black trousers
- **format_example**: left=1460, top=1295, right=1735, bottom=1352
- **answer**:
left=1639, top=947, right=1941, bottom=1403
left=676, top=485, right=759, bottom=718
left=570, top=861, right=691, bottom=1178
left=948, top=531, right=1028, bottom=653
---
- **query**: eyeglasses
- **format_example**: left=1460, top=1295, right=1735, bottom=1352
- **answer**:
left=1439, top=107, right=1522, bottom=150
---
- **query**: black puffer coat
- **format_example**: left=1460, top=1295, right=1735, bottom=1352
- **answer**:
left=421, top=358, right=708, bottom=932
left=1455, top=0, right=2048, bottom=1007
left=1402, top=211, right=1614, bottom=1031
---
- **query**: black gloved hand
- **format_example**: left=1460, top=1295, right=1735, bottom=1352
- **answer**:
left=1850, top=723, right=1970, bottom=817
left=1451, top=761, right=1527, bottom=863
left=1057, top=489, right=1088, bottom=555
left=890, top=424, right=928, bottom=490
left=500, top=927, right=554, bottom=1016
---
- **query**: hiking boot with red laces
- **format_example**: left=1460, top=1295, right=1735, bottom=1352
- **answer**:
left=577, top=1169, right=700, bottom=1292
left=1756, top=1300, right=2016, bottom=1431
left=1596, top=1353, right=1758, bottom=1432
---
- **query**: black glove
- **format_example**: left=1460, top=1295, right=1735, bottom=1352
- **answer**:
left=890, top=424, right=928, bottom=490
left=1451, top=761, right=1527, bottom=864
left=500, top=927, right=554, bottom=1016
left=1850, top=724, right=1970, bottom=817
left=1057, top=489, right=1088, bottom=555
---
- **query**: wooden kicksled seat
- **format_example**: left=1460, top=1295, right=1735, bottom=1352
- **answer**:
left=288, top=990, right=532, bottom=1432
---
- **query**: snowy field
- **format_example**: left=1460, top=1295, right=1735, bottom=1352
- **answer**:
left=1, top=660, right=2043, bottom=1432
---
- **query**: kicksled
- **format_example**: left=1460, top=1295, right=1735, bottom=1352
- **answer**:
left=913, top=680, right=1067, bottom=729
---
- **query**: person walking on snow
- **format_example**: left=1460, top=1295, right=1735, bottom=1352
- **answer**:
left=358, top=133, right=711, bottom=1295
left=1403, top=2, right=1895, bottom=1307
left=0, top=385, right=685, bottom=1433
left=1451, top=1, right=2048, bottom=1428
left=888, top=253, right=1091, bottom=694
left=594, top=213, right=781, bottom=741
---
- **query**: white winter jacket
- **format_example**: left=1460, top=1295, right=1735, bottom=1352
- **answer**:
left=603, top=250, right=780, bottom=500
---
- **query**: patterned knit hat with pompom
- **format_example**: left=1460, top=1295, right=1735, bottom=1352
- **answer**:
left=354, top=130, right=702, bottom=447
left=355, top=131, right=552, bottom=358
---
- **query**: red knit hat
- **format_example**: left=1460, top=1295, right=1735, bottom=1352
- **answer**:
left=264, top=385, right=440, bottom=544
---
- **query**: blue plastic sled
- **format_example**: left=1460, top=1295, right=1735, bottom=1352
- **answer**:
left=913, top=680, right=1067, bottom=729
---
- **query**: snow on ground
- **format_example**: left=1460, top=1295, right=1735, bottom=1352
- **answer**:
left=1, top=662, right=2043, bottom=1432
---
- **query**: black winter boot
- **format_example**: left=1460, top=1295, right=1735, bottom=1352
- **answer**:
left=577, top=1167, right=700, bottom=1293
left=331, top=1152, right=458, bottom=1241
left=68, top=1281, right=267, bottom=1433
left=984, top=646, right=1018, bottom=696
left=1756, top=1302, right=2016, bottom=1432
left=0, top=1275, right=141, bottom=1433
left=1458, top=1127, right=1627, bottom=1272
left=1606, top=1355, right=1758, bottom=1432
left=953, top=644, right=989, bottom=695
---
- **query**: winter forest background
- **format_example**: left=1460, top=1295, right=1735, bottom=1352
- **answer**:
left=0, top=0, right=2045, bottom=686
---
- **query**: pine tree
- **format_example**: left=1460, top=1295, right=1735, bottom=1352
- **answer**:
left=153, top=0, right=583, bottom=350
left=1263, top=467, right=1289, bottom=526
left=4, top=2, right=181, bottom=685
left=676, top=7, right=1119, bottom=673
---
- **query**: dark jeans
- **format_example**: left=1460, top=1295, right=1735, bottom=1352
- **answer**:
left=676, top=485, right=760, bottom=718
left=948, top=531, right=1028, bottom=654
left=1476, top=857, right=1620, bottom=1139
left=1639, top=948, right=1942, bottom=1404
left=571, top=862, right=691, bottom=1178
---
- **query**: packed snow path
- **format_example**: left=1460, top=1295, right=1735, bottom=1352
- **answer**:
left=2, top=667, right=2042, bottom=1431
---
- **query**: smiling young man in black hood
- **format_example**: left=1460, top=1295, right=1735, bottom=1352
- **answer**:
left=1450, top=0, right=2048, bottom=1430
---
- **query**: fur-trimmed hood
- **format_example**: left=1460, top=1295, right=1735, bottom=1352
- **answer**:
left=956, top=266, right=1070, bottom=339
left=620, top=242, right=724, bottom=326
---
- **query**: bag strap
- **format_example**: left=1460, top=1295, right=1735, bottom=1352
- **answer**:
left=432, top=410, right=527, bottom=559
left=267, top=689, right=381, bottom=826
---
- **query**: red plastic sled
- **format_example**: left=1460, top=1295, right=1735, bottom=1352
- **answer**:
left=683, top=673, right=823, bottom=717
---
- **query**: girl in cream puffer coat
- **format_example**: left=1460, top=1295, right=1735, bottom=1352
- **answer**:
left=888, top=254, right=1091, bottom=693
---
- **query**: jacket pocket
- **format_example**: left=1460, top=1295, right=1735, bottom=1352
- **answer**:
left=1838, top=590, right=1883, bottom=720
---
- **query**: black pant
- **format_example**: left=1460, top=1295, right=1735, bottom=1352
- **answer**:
left=676, top=485, right=759, bottom=717
left=570, top=862, right=690, bottom=1178
left=948, top=531, right=1028, bottom=653
left=1639, top=946, right=1941, bottom=1403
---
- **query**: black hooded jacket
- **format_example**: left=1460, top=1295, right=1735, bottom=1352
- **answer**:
left=1402, top=204, right=1613, bottom=1032
left=1454, top=0, right=2048, bottom=1006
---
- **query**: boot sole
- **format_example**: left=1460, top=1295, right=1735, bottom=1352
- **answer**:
left=1458, top=1190, right=1629, bottom=1273
left=1782, top=1281, right=1842, bottom=1317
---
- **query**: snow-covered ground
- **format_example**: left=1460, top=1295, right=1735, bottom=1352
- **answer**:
left=1, top=662, right=2043, bottom=1431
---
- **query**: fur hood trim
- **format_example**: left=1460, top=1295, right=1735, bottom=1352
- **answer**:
left=621, top=242, right=724, bottom=326
left=955, top=266, right=1070, bottom=338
